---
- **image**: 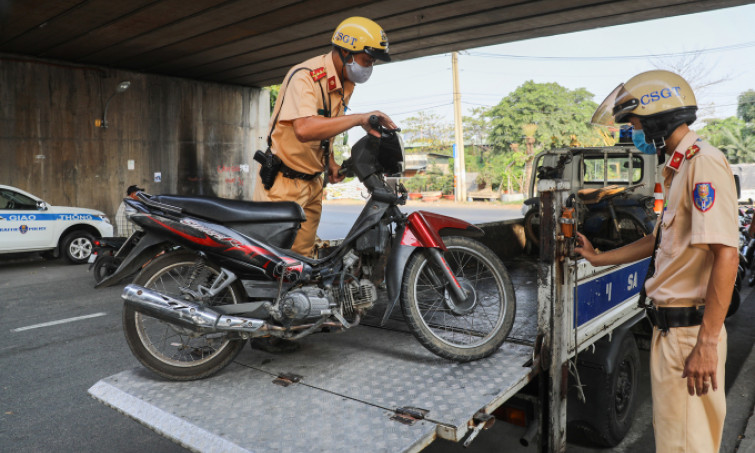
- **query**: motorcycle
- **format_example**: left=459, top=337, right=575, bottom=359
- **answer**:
left=524, top=172, right=656, bottom=251
left=89, top=234, right=143, bottom=284
left=97, top=117, right=516, bottom=381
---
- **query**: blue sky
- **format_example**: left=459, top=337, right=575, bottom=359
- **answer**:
left=344, top=3, right=755, bottom=144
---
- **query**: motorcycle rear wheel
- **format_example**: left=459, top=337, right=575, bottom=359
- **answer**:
left=123, top=250, right=247, bottom=380
left=400, top=236, right=516, bottom=361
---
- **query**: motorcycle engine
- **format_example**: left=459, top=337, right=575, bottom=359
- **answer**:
left=336, top=279, right=377, bottom=316
left=279, top=287, right=334, bottom=321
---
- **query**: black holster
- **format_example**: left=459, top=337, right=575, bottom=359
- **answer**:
left=254, top=148, right=282, bottom=190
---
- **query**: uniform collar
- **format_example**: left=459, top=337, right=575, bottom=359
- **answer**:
left=323, top=53, right=355, bottom=96
left=665, top=130, right=700, bottom=173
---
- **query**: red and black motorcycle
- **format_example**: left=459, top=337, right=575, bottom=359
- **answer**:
left=98, top=119, right=516, bottom=380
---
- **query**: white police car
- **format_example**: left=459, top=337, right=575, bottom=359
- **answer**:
left=0, top=185, right=113, bottom=264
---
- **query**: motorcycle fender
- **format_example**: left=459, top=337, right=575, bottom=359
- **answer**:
left=382, top=232, right=416, bottom=326
left=94, top=233, right=169, bottom=289
left=381, top=212, right=483, bottom=325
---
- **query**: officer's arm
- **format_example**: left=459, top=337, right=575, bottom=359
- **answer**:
left=575, top=232, right=655, bottom=266
left=293, top=111, right=397, bottom=142
left=682, top=243, right=737, bottom=395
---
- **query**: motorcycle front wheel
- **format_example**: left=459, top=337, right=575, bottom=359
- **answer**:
left=123, top=250, right=247, bottom=380
left=401, top=236, right=516, bottom=362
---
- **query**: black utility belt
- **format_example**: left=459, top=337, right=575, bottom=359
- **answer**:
left=645, top=305, right=704, bottom=332
left=280, top=163, right=321, bottom=181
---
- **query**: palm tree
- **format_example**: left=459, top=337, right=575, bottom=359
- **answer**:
left=721, top=127, right=755, bottom=164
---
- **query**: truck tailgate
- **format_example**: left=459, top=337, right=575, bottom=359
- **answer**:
left=89, top=326, right=532, bottom=452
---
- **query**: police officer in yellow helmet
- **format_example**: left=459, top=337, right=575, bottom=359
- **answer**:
left=578, top=70, right=739, bottom=452
left=251, top=17, right=396, bottom=353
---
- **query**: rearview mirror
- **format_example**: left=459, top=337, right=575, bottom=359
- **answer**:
left=36, top=200, right=48, bottom=211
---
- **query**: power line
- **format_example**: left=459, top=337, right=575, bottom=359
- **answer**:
left=466, top=41, right=755, bottom=61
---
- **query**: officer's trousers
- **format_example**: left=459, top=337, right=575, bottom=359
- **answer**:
left=650, top=325, right=727, bottom=452
left=253, top=172, right=323, bottom=257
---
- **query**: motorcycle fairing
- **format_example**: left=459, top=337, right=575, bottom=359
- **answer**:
left=94, top=232, right=168, bottom=288
left=381, top=211, right=484, bottom=325
left=133, top=213, right=309, bottom=282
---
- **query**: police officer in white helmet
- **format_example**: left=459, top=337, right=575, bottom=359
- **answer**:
left=577, top=70, right=739, bottom=452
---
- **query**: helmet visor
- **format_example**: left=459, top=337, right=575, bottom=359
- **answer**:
left=591, top=84, right=622, bottom=126
left=365, top=46, right=391, bottom=62
left=591, top=84, right=641, bottom=126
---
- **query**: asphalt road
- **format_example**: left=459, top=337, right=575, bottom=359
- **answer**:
left=1, top=202, right=753, bottom=452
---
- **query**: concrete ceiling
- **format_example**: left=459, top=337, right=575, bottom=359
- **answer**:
left=0, top=0, right=749, bottom=87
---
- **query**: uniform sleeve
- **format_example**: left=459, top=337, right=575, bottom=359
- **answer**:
left=277, top=71, right=318, bottom=124
left=688, top=153, right=739, bottom=248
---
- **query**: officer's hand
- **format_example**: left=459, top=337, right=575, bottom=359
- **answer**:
left=574, top=233, right=598, bottom=263
left=329, top=162, right=345, bottom=184
left=361, top=111, right=397, bottom=137
left=682, top=342, right=719, bottom=396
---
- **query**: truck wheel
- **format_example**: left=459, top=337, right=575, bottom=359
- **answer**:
left=62, top=231, right=95, bottom=264
left=577, top=334, right=640, bottom=447
left=400, top=236, right=515, bottom=362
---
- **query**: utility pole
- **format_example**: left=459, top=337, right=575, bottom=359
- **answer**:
left=451, top=52, right=467, bottom=202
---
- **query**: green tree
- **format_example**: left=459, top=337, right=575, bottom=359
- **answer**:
left=721, top=127, right=755, bottom=164
left=402, top=111, right=452, bottom=153
left=738, top=89, right=755, bottom=124
left=485, top=81, right=600, bottom=154
left=699, top=117, right=746, bottom=148
left=267, top=85, right=280, bottom=113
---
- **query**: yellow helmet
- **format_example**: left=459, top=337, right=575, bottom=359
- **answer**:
left=332, top=17, right=390, bottom=62
left=592, top=70, right=697, bottom=145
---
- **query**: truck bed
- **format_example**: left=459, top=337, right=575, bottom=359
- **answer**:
left=88, top=250, right=541, bottom=453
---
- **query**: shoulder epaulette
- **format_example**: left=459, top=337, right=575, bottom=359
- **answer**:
left=669, top=151, right=685, bottom=170
left=310, top=67, right=326, bottom=82
left=685, top=144, right=700, bottom=160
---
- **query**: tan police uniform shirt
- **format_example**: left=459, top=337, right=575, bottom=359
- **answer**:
left=270, top=53, right=354, bottom=174
left=644, top=130, right=738, bottom=307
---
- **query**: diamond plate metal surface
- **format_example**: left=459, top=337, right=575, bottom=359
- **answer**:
left=237, top=326, right=532, bottom=440
left=89, top=256, right=538, bottom=452
left=90, top=363, right=437, bottom=453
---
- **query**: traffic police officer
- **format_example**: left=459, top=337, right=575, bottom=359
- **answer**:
left=253, top=16, right=396, bottom=257
left=577, top=70, right=739, bottom=452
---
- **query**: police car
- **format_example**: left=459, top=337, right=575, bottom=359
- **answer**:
left=0, top=185, right=113, bottom=264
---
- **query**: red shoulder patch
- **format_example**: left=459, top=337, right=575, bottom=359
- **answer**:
left=328, top=76, right=337, bottom=91
left=309, top=67, right=326, bottom=82
left=669, top=151, right=685, bottom=170
left=685, top=144, right=700, bottom=160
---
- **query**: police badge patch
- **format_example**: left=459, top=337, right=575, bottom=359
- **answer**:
left=693, top=182, right=715, bottom=212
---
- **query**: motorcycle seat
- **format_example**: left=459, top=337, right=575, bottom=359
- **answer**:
left=151, top=195, right=306, bottom=224
left=577, top=185, right=627, bottom=205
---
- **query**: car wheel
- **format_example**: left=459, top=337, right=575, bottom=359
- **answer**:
left=62, top=231, right=95, bottom=264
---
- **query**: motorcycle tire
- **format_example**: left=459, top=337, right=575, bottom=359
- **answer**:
left=400, top=236, right=515, bottom=362
left=123, top=250, right=247, bottom=380
left=92, top=255, right=118, bottom=284
left=523, top=209, right=540, bottom=248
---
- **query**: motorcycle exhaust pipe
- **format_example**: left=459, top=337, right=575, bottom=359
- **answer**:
left=122, top=284, right=267, bottom=334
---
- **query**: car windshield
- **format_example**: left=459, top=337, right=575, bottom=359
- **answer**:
left=0, top=189, right=38, bottom=210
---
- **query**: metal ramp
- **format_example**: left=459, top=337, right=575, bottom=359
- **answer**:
left=89, top=326, right=533, bottom=453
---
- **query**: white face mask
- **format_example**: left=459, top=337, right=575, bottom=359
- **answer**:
left=345, top=57, right=373, bottom=84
